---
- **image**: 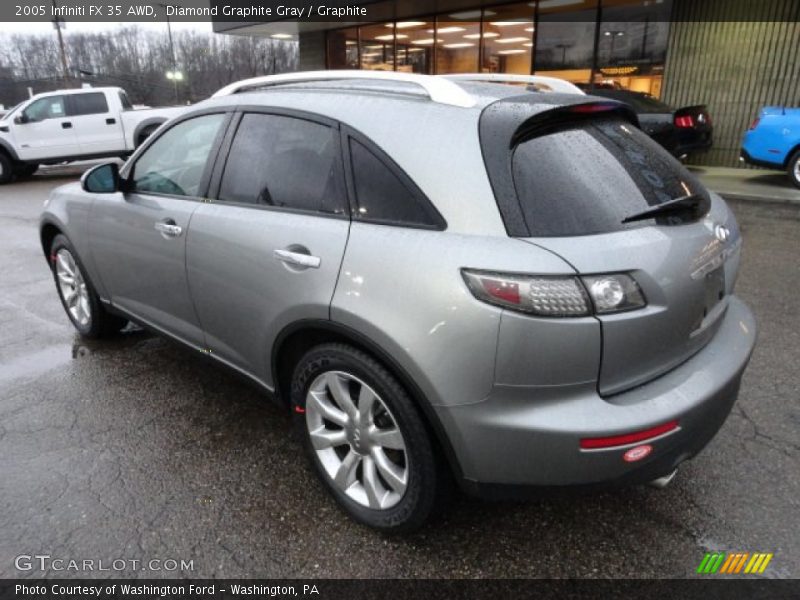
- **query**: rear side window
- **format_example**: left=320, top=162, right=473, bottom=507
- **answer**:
left=349, top=139, right=443, bottom=229
left=70, top=92, right=109, bottom=116
left=218, top=113, right=346, bottom=216
left=512, top=117, right=707, bottom=236
left=118, top=91, right=133, bottom=111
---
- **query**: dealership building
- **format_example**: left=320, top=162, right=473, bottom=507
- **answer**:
left=214, top=0, right=800, bottom=167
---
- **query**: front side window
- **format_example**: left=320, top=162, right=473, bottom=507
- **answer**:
left=218, top=113, right=346, bottom=215
left=70, top=92, right=109, bottom=116
left=131, top=113, right=225, bottom=198
left=349, top=139, right=443, bottom=229
left=24, top=96, right=66, bottom=121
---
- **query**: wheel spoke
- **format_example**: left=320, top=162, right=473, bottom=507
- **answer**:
left=369, top=426, right=405, bottom=451
left=371, top=447, right=407, bottom=494
left=326, top=372, right=357, bottom=419
left=333, top=450, right=361, bottom=490
left=63, top=287, right=77, bottom=304
left=307, top=390, right=348, bottom=427
left=358, top=385, right=377, bottom=425
left=56, top=253, right=74, bottom=277
left=361, top=455, right=384, bottom=509
left=78, top=292, right=91, bottom=324
left=57, top=271, right=74, bottom=287
left=309, top=426, right=347, bottom=450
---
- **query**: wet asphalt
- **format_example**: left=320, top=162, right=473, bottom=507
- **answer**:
left=0, top=165, right=798, bottom=579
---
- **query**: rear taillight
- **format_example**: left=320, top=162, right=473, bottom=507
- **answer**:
left=749, top=117, right=760, bottom=130
left=462, top=270, right=646, bottom=317
left=674, top=115, right=695, bottom=128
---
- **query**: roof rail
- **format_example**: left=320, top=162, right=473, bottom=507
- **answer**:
left=442, top=73, right=585, bottom=96
left=211, top=70, right=477, bottom=108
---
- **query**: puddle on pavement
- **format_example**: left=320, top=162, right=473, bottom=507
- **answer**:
left=0, top=327, right=150, bottom=386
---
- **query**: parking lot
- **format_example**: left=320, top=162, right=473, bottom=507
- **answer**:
left=0, top=165, right=798, bottom=579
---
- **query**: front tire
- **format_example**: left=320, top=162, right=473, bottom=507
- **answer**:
left=788, top=150, right=800, bottom=189
left=291, top=344, right=440, bottom=532
left=50, top=234, right=127, bottom=338
left=0, top=153, right=13, bottom=184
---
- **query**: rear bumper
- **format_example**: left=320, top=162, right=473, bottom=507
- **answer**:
left=740, top=148, right=783, bottom=169
left=437, top=296, right=756, bottom=493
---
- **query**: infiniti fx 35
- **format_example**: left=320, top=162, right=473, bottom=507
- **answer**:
left=40, top=72, right=756, bottom=531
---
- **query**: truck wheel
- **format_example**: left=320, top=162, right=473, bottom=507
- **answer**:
left=14, top=163, right=39, bottom=178
left=788, top=150, right=800, bottom=189
left=0, top=153, right=13, bottom=184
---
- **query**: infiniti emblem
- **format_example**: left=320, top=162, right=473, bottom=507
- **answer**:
left=714, top=224, right=730, bottom=242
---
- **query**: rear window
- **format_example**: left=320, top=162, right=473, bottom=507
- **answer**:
left=512, top=117, right=708, bottom=236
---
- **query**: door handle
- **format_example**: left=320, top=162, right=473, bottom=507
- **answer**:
left=273, top=248, right=321, bottom=269
left=106, top=118, right=116, bottom=125
left=154, top=220, right=183, bottom=238
left=61, top=122, right=72, bottom=129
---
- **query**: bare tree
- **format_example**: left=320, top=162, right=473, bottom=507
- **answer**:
left=0, top=27, right=298, bottom=108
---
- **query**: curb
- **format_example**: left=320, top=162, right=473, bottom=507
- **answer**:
left=713, top=191, right=800, bottom=207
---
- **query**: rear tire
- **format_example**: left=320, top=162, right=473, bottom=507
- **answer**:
left=0, top=153, right=13, bottom=184
left=50, top=234, right=127, bottom=338
left=788, top=150, right=800, bottom=189
left=291, top=343, right=440, bottom=532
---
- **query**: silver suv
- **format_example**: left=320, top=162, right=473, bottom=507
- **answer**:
left=40, top=71, right=756, bottom=532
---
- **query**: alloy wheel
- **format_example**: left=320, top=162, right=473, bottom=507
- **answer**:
left=305, top=371, right=409, bottom=510
left=55, top=248, right=92, bottom=327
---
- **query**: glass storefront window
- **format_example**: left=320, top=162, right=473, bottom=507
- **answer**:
left=392, top=21, right=434, bottom=73
left=323, top=0, right=672, bottom=93
left=533, top=0, right=598, bottom=85
left=435, top=18, right=480, bottom=74
left=481, top=4, right=535, bottom=74
left=360, top=23, right=396, bottom=71
left=326, top=27, right=358, bottom=69
left=596, top=0, right=672, bottom=97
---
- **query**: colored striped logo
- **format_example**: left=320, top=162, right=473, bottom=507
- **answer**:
left=697, top=552, right=773, bottom=574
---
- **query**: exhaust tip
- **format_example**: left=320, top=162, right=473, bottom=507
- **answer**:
left=648, top=469, right=678, bottom=489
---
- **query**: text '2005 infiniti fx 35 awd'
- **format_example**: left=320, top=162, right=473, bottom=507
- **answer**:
left=40, top=71, right=756, bottom=532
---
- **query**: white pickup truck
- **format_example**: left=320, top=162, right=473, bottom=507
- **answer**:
left=0, top=86, right=186, bottom=183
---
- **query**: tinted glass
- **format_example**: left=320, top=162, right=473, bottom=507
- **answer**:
left=24, top=96, right=66, bottom=121
left=70, top=92, right=109, bottom=116
left=349, top=139, right=441, bottom=228
left=132, top=114, right=225, bottom=197
left=219, top=113, right=345, bottom=215
left=512, top=117, right=707, bottom=236
left=118, top=91, right=133, bottom=111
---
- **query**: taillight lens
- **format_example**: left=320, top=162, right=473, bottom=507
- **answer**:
left=462, top=270, right=646, bottom=317
left=582, top=274, right=646, bottom=314
left=749, top=117, right=760, bottom=130
left=674, top=115, right=695, bottom=128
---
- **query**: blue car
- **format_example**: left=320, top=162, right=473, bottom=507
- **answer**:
left=741, top=106, right=800, bottom=188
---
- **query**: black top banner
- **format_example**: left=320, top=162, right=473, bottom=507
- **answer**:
left=3, top=0, right=800, bottom=23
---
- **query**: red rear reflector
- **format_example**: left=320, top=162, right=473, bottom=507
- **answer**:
left=294, top=405, right=306, bottom=414
left=580, top=420, right=679, bottom=449
left=480, top=277, right=521, bottom=305
left=674, top=115, right=695, bottom=128
left=749, top=118, right=760, bottom=130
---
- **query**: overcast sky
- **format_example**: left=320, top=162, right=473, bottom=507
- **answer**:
left=6, top=21, right=213, bottom=35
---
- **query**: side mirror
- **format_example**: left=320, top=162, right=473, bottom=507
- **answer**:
left=81, top=162, right=121, bottom=193
left=14, top=114, right=29, bottom=125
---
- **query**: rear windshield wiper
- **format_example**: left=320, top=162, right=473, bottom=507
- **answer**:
left=622, top=193, right=709, bottom=224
